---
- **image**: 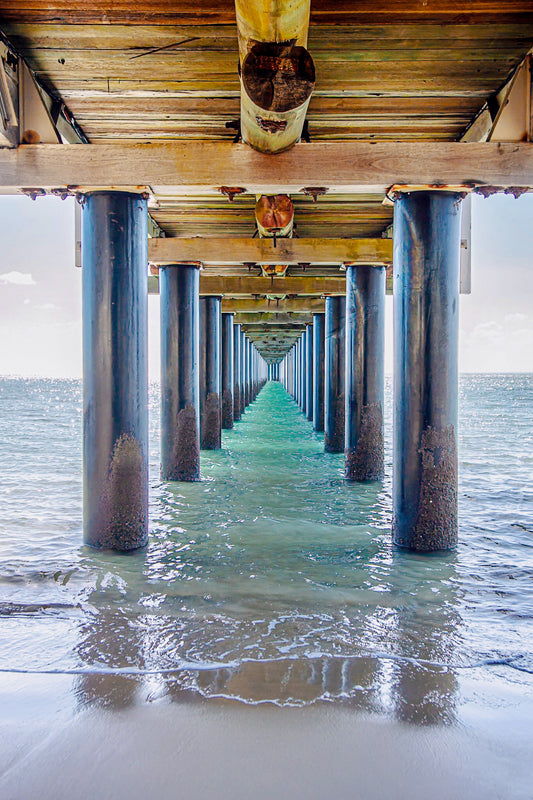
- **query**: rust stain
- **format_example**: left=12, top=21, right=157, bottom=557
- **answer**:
left=243, top=42, right=315, bottom=113
left=255, top=116, right=287, bottom=133
left=222, top=388, right=234, bottom=429
left=201, top=391, right=221, bottom=449
left=413, top=425, right=458, bottom=551
left=171, top=404, right=200, bottom=482
left=345, top=402, right=384, bottom=482
left=233, top=383, right=242, bottom=420
left=95, top=433, right=148, bottom=551
left=324, top=392, right=345, bottom=453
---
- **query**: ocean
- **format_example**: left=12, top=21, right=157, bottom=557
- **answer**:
left=0, top=375, right=532, bottom=798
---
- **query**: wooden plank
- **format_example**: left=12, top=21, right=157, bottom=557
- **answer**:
left=223, top=297, right=325, bottom=312
left=148, top=274, right=345, bottom=295
left=62, top=95, right=482, bottom=119
left=2, top=141, right=533, bottom=193
left=2, top=1, right=533, bottom=25
left=21, top=48, right=524, bottom=78
left=7, top=23, right=533, bottom=53
left=199, top=276, right=347, bottom=295
left=233, top=312, right=314, bottom=323
left=148, top=236, right=392, bottom=265
left=24, top=61, right=514, bottom=91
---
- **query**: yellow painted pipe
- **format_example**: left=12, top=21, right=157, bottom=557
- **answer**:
left=235, top=0, right=310, bottom=62
left=236, top=0, right=315, bottom=154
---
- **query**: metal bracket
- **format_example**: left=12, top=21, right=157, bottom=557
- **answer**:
left=219, top=186, right=246, bottom=202
left=302, top=186, right=328, bottom=202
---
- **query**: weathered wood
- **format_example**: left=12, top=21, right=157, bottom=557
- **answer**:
left=21, top=49, right=520, bottom=84
left=2, top=142, right=533, bottom=193
left=7, top=22, right=533, bottom=49
left=234, top=312, right=313, bottom=323
left=222, top=297, right=325, bottom=312
left=148, top=274, right=346, bottom=295
left=200, top=275, right=346, bottom=295
left=148, top=236, right=392, bottom=265
left=2, top=1, right=533, bottom=25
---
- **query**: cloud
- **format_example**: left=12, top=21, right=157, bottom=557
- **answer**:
left=0, top=270, right=36, bottom=286
left=36, top=303, right=60, bottom=311
left=504, top=312, right=530, bottom=326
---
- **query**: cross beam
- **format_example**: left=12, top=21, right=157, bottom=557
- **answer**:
left=148, top=237, right=392, bottom=266
left=148, top=275, right=346, bottom=296
left=234, top=313, right=313, bottom=324
left=224, top=298, right=324, bottom=313
left=1, top=142, right=533, bottom=193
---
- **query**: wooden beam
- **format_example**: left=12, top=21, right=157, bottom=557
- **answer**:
left=4, top=2, right=533, bottom=25
left=223, top=297, right=324, bottom=313
left=149, top=236, right=392, bottom=265
left=241, top=325, right=308, bottom=334
left=234, top=312, right=313, bottom=324
left=149, top=274, right=345, bottom=295
left=2, top=142, right=533, bottom=194
left=201, top=275, right=345, bottom=295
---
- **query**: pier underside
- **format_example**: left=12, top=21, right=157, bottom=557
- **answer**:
left=1, top=1, right=532, bottom=360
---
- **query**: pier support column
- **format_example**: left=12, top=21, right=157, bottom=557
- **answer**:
left=313, top=313, right=325, bottom=432
left=302, top=329, right=308, bottom=416
left=296, top=336, right=304, bottom=409
left=245, top=336, right=250, bottom=407
left=242, top=334, right=249, bottom=408
left=200, top=296, right=222, bottom=449
left=160, top=263, right=201, bottom=481
left=233, top=323, right=242, bottom=421
left=82, top=191, right=148, bottom=550
left=345, top=265, right=386, bottom=482
left=393, top=191, right=461, bottom=551
left=324, top=296, right=346, bottom=453
left=222, top=313, right=234, bottom=429
left=305, top=323, right=313, bottom=421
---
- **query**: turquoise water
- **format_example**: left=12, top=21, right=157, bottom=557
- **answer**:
left=0, top=376, right=532, bottom=717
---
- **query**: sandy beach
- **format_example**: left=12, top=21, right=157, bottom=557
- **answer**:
left=1, top=666, right=532, bottom=800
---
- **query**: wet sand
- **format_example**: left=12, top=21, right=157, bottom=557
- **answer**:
left=1, top=670, right=532, bottom=800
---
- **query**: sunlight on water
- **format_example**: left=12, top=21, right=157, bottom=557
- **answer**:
left=0, top=377, right=532, bottom=717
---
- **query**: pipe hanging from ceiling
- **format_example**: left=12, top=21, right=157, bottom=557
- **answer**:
left=235, top=0, right=315, bottom=154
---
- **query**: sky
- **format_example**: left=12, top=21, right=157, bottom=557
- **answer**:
left=0, top=192, right=532, bottom=379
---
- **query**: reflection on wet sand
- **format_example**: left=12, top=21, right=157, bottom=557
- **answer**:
left=75, top=608, right=143, bottom=709
left=75, top=552, right=460, bottom=723
left=389, top=553, right=460, bottom=725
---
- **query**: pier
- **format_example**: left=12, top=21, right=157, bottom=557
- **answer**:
left=1, top=2, right=533, bottom=553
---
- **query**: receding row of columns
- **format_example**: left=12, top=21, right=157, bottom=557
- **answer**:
left=82, top=193, right=267, bottom=552
left=82, top=189, right=461, bottom=556
left=280, top=191, right=462, bottom=553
